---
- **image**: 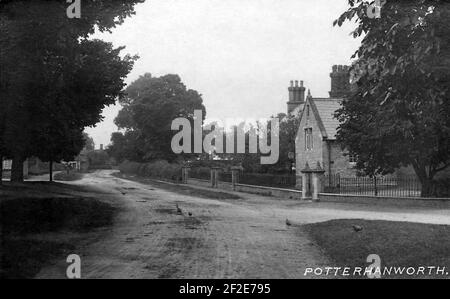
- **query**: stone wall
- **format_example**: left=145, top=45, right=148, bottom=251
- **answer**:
left=324, top=141, right=357, bottom=176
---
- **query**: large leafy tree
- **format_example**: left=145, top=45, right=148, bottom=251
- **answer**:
left=30, top=39, right=136, bottom=177
left=0, top=0, right=142, bottom=181
left=334, top=0, right=450, bottom=196
left=107, top=131, right=146, bottom=164
left=113, top=74, right=206, bottom=162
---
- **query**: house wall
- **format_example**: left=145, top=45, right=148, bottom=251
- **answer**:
left=323, top=141, right=357, bottom=177
left=1, top=159, right=29, bottom=178
left=295, top=104, right=325, bottom=187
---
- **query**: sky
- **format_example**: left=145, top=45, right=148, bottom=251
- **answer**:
left=85, top=0, right=362, bottom=148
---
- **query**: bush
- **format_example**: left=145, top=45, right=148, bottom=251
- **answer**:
left=189, top=166, right=211, bottom=180
left=118, top=160, right=141, bottom=175
left=118, top=160, right=182, bottom=182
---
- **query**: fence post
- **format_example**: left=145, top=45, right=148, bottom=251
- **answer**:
left=373, top=176, right=378, bottom=196
left=211, top=166, right=222, bottom=188
left=312, top=162, right=325, bottom=201
left=210, top=167, right=215, bottom=187
left=231, top=166, right=241, bottom=191
left=181, top=164, right=191, bottom=184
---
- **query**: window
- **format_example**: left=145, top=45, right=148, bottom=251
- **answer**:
left=304, top=128, right=313, bottom=150
left=2, top=160, right=12, bottom=171
left=306, top=105, right=310, bottom=119
left=348, top=153, right=357, bottom=165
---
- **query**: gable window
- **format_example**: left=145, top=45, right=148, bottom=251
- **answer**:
left=306, top=105, right=310, bottom=119
left=304, top=128, right=313, bottom=150
left=2, top=159, right=12, bottom=171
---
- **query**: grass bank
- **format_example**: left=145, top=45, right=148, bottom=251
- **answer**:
left=303, top=219, right=450, bottom=279
left=0, top=182, right=116, bottom=279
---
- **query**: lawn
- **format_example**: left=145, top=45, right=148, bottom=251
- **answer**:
left=0, top=182, right=116, bottom=279
left=303, top=219, right=450, bottom=279
left=53, top=171, right=84, bottom=181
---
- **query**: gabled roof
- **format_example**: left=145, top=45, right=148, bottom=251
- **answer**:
left=300, top=96, right=341, bottom=140
left=312, top=98, right=341, bottom=140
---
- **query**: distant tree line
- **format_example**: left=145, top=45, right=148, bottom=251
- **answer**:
left=107, top=72, right=298, bottom=174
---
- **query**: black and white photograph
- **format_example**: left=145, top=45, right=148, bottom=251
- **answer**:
left=1, top=0, right=449, bottom=286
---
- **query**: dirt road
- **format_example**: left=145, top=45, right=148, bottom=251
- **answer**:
left=35, top=170, right=450, bottom=279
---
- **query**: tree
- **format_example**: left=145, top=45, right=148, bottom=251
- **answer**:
left=83, top=133, right=95, bottom=151
left=113, top=74, right=206, bottom=162
left=107, top=131, right=146, bottom=163
left=0, top=0, right=142, bottom=181
left=266, top=113, right=299, bottom=173
left=29, top=39, right=137, bottom=182
left=218, top=114, right=298, bottom=174
left=334, top=0, right=450, bottom=196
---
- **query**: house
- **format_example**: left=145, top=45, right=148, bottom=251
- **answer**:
left=288, top=65, right=357, bottom=188
left=75, top=149, right=90, bottom=172
left=2, top=159, right=29, bottom=178
left=290, top=65, right=419, bottom=190
left=295, top=93, right=356, bottom=177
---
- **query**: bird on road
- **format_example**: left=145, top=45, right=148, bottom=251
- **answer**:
left=286, top=219, right=292, bottom=226
left=352, top=225, right=363, bottom=232
left=176, top=204, right=183, bottom=215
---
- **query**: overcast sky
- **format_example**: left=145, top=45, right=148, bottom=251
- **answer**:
left=85, top=0, right=361, bottom=148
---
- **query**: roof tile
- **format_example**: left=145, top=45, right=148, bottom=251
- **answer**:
left=312, top=98, right=341, bottom=140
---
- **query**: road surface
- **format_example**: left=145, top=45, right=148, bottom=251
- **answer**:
left=35, top=170, right=450, bottom=279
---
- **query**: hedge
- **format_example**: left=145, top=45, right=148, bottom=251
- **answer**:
left=119, top=160, right=182, bottom=182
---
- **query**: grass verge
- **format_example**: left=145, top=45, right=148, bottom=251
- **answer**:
left=53, top=171, right=84, bottom=181
left=303, top=219, right=450, bottom=279
left=113, top=172, right=242, bottom=200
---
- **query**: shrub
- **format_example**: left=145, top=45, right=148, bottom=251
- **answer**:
left=118, top=160, right=141, bottom=175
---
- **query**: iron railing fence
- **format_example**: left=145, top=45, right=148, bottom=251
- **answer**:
left=323, top=175, right=422, bottom=198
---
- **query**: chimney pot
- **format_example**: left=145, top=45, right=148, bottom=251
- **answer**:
left=295, top=80, right=299, bottom=87
left=300, top=80, right=304, bottom=87
left=290, top=80, right=294, bottom=87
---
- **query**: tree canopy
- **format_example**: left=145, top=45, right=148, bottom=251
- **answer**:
left=0, top=0, right=142, bottom=181
left=334, top=0, right=450, bottom=196
left=111, top=74, right=206, bottom=163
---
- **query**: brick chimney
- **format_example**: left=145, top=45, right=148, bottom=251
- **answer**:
left=329, top=65, right=351, bottom=98
left=287, top=80, right=306, bottom=114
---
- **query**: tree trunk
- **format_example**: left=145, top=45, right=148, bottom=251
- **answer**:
left=411, top=162, right=436, bottom=198
left=0, top=155, right=3, bottom=186
left=49, top=160, right=53, bottom=182
left=420, top=178, right=436, bottom=197
left=11, top=156, right=24, bottom=182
